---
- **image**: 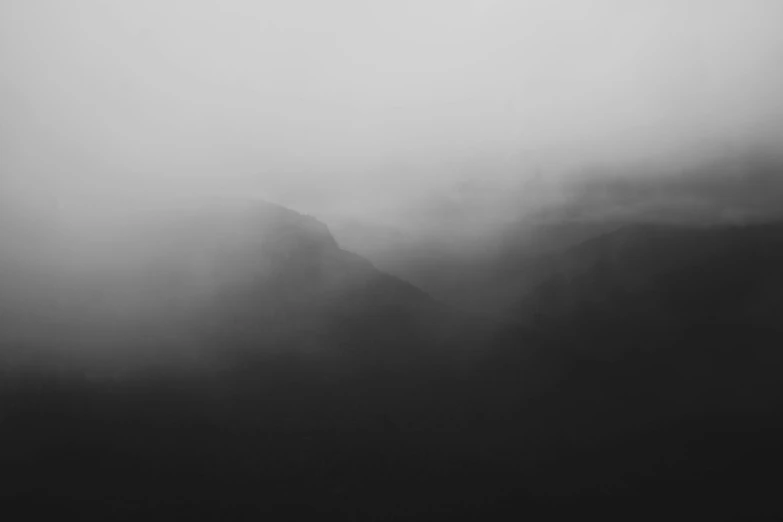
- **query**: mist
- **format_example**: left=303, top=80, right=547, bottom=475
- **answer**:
left=5, top=3, right=783, bottom=517
left=3, top=0, right=783, bottom=239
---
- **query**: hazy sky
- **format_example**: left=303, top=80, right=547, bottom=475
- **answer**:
left=2, top=0, right=783, bottom=231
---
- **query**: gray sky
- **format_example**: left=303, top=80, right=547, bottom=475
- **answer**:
left=3, top=0, right=783, bottom=234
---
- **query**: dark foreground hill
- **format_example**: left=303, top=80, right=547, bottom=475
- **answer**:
left=513, top=221, right=783, bottom=409
left=0, top=197, right=497, bottom=518
left=476, top=220, right=783, bottom=518
left=3, top=200, right=783, bottom=520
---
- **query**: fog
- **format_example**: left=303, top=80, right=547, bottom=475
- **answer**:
left=4, top=4, right=783, bottom=515
left=3, top=0, right=783, bottom=240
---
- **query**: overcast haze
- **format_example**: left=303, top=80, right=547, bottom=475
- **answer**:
left=2, top=0, right=783, bottom=237
left=5, top=4, right=783, bottom=515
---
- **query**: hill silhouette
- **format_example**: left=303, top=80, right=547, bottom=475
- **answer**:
left=0, top=197, right=469, bottom=373
left=3, top=198, right=783, bottom=520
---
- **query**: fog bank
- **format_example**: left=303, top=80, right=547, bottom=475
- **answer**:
left=2, top=0, right=783, bottom=247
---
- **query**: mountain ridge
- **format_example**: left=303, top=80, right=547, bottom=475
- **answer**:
left=0, top=196, right=471, bottom=376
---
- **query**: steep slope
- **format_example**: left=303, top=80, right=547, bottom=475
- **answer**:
left=0, top=197, right=518, bottom=521
left=329, top=212, right=622, bottom=318
left=9, top=197, right=783, bottom=519
left=0, top=197, right=463, bottom=374
left=329, top=156, right=783, bottom=320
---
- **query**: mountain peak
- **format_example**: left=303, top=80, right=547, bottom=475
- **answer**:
left=0, top=195, right=458, bottom=372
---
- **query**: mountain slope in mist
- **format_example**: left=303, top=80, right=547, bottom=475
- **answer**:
left=330, top=156, right=783, bottom=318
left=5, top=197, right=783, bottom=519
left=0, top=197, right=508, bottom=520
left=0, top=197, right=466, bottom=374
left=481, top=219, right=783, bottom=512
left=328, top=211, right=620, bottom=318
left=504, top=220, right=783, bottom=426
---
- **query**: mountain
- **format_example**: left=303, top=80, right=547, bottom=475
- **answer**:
left=0, top=197, right=470, bottom=375
left=5, top=196, right=783, bottom=519
left=328, top=211, right=622, bottom=318
left=0, top=196, right=516, bottom=520
left=458, top=219, right=783, bottom=514
left=499, top=220, right=783, bottom=432
left=329, top=156, right=783, bottom=319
